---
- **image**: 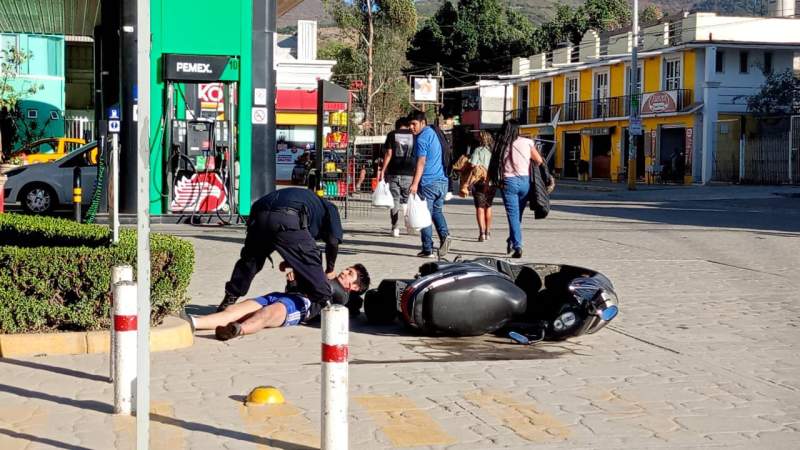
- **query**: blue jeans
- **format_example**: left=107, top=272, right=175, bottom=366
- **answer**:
left=501, top=176, right=530, bottom=251
left=419, top=180, right=449, bottom=252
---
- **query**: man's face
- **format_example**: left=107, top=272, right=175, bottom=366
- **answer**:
left=409, top=120, right=425, bottom=135
left=337, top=267, right=362, bottom=293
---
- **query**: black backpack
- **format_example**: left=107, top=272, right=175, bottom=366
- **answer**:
left=431, top=125, right=453, bottom=172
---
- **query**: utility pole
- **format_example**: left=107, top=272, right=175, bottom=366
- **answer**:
left=627, top=0, right=640, bottom=190
left=435, top=62, right=442, bottom=120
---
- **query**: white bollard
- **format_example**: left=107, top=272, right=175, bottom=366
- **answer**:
left=321, top=304, right=349, bottom=450
left=113, top=280, right=138, bottom=415
left=110, top=265, right=134, bottom=382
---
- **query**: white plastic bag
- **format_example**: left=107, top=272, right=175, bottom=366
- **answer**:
left=402, top=204, right=417, bottom=234
left=406, top=193, right=432, bottom=230
left=372, top=180, right=394, bottom=208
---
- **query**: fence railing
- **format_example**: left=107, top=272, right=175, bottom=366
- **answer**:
left=509, top=89, right=692, bottom=125
left=65, top=116, right=94, bottom=141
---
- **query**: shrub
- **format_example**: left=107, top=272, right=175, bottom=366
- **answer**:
left=0, top=214, right=195, bottom=333
left=0, top=213, right=110, bottom=247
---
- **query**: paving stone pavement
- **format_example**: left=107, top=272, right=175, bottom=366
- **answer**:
left=1, top=185, right=798, bottom=449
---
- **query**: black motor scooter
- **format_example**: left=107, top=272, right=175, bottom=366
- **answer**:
left=364, top=257, right=619, bottom=341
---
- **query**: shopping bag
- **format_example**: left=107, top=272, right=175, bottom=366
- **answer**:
left=371, top=180, right=394, bottom=208
left=406, top=193, right=432, bottom=230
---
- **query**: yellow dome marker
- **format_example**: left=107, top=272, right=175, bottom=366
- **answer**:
left=246, top=386, right=285, bottom=405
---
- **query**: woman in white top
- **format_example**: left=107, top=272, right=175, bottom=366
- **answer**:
left=495, top=120, right=543, bottom=258
left=469, top=130, right=496, bottom=242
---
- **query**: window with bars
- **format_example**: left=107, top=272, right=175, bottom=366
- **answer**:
left=566, top=76, right=579, bottom=120
left=663, top=58, right=681, bottom=90
left=668, top=22, right=682, bottom=47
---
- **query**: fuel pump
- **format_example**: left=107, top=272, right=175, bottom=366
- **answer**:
left=161, top=54, right=239, bottom=223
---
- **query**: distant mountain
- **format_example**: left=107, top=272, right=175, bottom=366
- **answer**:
left=277, top=0, right=767, bottom=33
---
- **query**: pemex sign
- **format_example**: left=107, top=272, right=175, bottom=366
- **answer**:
left=641, top=90, right=678, bottom=114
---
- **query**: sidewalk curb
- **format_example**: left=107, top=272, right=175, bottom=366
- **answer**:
left=0, top=315, right=193, bottom=358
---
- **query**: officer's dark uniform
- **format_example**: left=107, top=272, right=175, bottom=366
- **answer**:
left=220, top=188, right=343, bottom=311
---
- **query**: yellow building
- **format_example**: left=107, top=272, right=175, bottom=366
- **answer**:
left=504, top=11, right=800, bottom=184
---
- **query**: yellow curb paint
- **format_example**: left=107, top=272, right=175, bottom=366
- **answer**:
left=86, top=330, right=111, bottom=353
left=463, top=390, right=570, bottom=442
left=355, top=395, right=456, bottom=447
left=239, top=402, right=319, bottom=450
left=0, top=332, right=86, bottom=357
left=112, top=401, right=186, bottom=450
left=0, top=316, right=193, bottom=357
left=0, top=404, right=47, bottom=450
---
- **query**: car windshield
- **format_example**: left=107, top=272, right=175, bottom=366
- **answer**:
left=56, top=142, right=97, bottom=162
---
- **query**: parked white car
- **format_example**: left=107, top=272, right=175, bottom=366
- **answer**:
left=3, top=142, right=99, bottom=214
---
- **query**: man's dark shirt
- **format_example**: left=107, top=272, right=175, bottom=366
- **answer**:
left=383, top=129, right=415, bottom=176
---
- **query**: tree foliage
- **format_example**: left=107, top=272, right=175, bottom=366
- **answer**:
left=746, top=70, right=800, bottom=115
left=409, top=0, right=537, bottom=86
left=325, top=0, right=418, bottom=133
left=409, top=0, right=633, bottom=87
left=639, top=4, right=664, bottom=24
left=1, top=47, right=43, bottom=160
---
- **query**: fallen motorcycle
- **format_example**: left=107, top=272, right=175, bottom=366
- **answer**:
left=364, top=257, right=619, bottom=341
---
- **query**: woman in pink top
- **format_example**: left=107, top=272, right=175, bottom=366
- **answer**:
left=494, top=120, right=543, bottom=258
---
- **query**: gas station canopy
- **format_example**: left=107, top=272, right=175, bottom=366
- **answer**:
left=0, top=0, right=303, bottom=36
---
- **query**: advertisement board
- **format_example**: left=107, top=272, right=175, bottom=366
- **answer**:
left=641, top=90, right=678, bottom=114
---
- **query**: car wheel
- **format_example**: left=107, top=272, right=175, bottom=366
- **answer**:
left=20, top=183, right=57, bottom=214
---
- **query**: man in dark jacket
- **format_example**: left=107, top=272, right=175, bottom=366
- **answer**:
left=217, top=187, right=345, bottom=312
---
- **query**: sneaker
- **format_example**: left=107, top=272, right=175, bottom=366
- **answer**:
left=485, top=231, right=491, bottom=240
left=179, top=309, right=196, bottom=332
left=445, top=192, right=453, bottom=201
left=215, top=322, right=243, bottom=341
left=438, top=235, right=452, bottom=257
left=478, top=233, right=486, bottom=242
left=392, top=228, right=401, bottom=237
left=417, top=250, right=435, bottom=258
left=512, top=248, right=523, bottom=259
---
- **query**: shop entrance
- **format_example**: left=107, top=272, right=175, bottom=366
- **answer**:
left=590, top=134, right=612, bottom=179
left=623, top=128, right=645, bottom=180
left=660, top=127, right=686, bottom=183
left=562, top=132, right=581, bottom=178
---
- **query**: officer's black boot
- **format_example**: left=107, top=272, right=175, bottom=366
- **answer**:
left=217, top=293, right=239, bottom=312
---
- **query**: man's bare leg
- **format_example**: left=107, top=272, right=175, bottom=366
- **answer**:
left=239, top=302, right=288, bottom=335
left=193, top=300, right=262, bottom=330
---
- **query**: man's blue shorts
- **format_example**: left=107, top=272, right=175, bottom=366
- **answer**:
left=254, top=292, right=311, bottom=327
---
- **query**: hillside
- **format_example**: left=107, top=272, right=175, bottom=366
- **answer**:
left=278, top=0, right=758, bottom=30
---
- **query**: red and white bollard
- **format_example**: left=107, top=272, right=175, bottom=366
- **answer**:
left=110, top=265, right=133, bottom=382
left=321, top=304, right=349, bottom=450
left=113, top=280, right=138, bottom=415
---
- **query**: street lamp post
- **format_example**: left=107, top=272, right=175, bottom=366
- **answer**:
left=628, top=0, right=640, bottom=190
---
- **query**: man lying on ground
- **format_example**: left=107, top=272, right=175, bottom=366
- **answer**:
left=185, top=263, right=370, bottom=340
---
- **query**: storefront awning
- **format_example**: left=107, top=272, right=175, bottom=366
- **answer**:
left=0, top=0, right=303, bottom=36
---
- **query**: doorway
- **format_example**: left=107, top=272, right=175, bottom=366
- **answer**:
left=562, top=132, right=581, bottom=178
left=590, top=135, right=612, bottom=179
left=660, top=127, right=686, bottom=183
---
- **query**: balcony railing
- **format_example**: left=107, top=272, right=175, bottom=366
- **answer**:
left=509, top=89, right=692, bottom=125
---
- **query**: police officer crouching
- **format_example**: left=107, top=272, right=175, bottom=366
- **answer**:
left=218, top=187, right=361, bottom=312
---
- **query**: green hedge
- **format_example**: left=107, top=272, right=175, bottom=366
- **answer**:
left=0, top=214, right=194, bottom=334
left=0, top=214, right=111, bottom=247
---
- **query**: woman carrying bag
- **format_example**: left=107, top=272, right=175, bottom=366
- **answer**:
left=468, top=130, right=496, bottom=242
left=488, top=119, right=544, bottom=259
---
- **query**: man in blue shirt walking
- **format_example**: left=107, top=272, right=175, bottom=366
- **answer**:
left=408, top=110, right=451, bottom=258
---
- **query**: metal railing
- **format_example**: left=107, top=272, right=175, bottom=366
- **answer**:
left=508, top=89, right=692, bottom=125
left=66, top=115, right=94, bottom=141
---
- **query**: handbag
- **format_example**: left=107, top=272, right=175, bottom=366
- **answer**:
left=529, top=165, right=551, bottom=219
